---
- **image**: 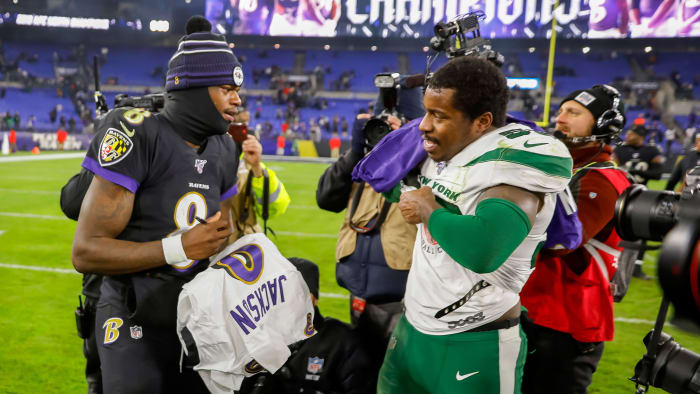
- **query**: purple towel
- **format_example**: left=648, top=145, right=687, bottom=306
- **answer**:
left=352, top=115, right=544, bottom=192
left=543, top=194, right=583, bottom=250
left=351, top=118, right=424, bottom=192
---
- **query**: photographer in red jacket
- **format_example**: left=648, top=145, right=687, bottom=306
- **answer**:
left=521, top=85, right=632, bottom=394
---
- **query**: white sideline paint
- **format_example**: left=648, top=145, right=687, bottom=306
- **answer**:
left=0, top=152, right=85, bottom=163
left=275, top=231, right=336, bottom=239
left=0, top=188, right=60, bottom=195
left=0, top=153, right=335, bottom=164
left=0, top=212, right=68, bottom=220
left=0, top=230, right=5, bottom=237
left=0, top=262, right=680, bottom=308
left=0, top=262, right=78, bottom=275
left=614, top=317, right=675, bottom=327
left=289, top=204, right=320, bottom=210
left=0, top=262, right=348, bottom=299
left=0, top=212, right=337, bottom=239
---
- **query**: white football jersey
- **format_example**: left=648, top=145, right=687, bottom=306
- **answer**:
left=404, top=124, right=572, bottom=335
left=177, top=234, right=316, bottom=393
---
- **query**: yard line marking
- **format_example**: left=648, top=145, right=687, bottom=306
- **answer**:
left=0, top=230, right=5, bottom=237
left=275, top=231, right=336, bottom=238
left=0, top=152, right=85, bottom=163
left=260, top=155, right=336, bottom=164
left=615, top=317, right=676, bottom=328
left=289, top=204, right=320, bottom=210
left=1, top=263, right=684, bottom=311
left=320, top=292, right=347, bottom=299
left=2, top=176, right=65, bottom=181
left=0, top=212, right=337, bottom=237
left=0, top=212, right=68, bottom=220
left=0, top=188, right=60, bottom=195
left=0, top=262, right=79, bottom=275
left=0, top=262, right=350, bottom=300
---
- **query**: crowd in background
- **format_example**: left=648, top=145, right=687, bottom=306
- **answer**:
left=2, top=40, right=700, bottom=162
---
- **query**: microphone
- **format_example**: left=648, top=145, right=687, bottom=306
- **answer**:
left=402, top=74, right=426, bottom=89
left=550, top=129, right=609, bottom=144
left=553, top=130, right=567, bottom=140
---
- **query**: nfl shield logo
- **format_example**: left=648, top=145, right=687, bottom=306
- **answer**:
left=244, top=359, right=265, bottom=374
left=307, top=356, right=324, bottom=374
left=194, top=159, right=207, bottom=174
left=436, top=161, right=446, bottom=175
left=130, top=325, right=143, bottom=340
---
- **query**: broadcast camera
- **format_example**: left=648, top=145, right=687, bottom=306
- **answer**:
left=361, top=72, right=426, bottom=152
left=614, top=166, right=700, bottom=393
left=428, top=11, right=504, bottom=66
left=113, top=93, right=165, bottom=113
left=361, top=11, right=505, bottom=154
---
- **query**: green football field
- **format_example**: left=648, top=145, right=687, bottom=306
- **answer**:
left=0, top=152, right=699, bottom=393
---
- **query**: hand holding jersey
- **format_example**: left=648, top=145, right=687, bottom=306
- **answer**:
left=398, top=186, right=441, bottom=224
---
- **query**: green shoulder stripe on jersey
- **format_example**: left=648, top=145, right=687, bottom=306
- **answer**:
left=382, top=184, right=402, bottom=203
left=463, top=148, right=572, bottom=178
left=436, top=197, right=460, bottom=214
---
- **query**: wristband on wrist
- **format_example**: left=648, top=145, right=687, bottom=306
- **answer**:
left=162, top=234, right=189, bottom=266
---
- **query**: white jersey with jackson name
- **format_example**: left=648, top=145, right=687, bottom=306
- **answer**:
left=176, top=234, right=316, bottom=393
left=404, top=123, right=572, bottom=335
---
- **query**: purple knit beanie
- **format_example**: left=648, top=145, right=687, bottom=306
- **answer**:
left=165, top=16, right=243, bottom=92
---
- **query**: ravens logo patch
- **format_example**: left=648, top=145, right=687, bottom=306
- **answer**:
left=99, top=128, right=134, bottom=167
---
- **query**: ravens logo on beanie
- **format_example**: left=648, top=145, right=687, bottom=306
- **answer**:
left=165, top=15, right=243, bottom=92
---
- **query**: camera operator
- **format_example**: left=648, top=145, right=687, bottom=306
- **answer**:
left=315, top=75, right=424, bottom=385
left=228, top=111, right=291, bottom=239
left=613, top=125, right=664, bottom=279
left=666, top=133, right=700, bottom=192
left=520, top=85, right=632, bottom=394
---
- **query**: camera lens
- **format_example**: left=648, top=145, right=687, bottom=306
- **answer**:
left=434, top=22, right=453, bottom=38
left=614, top=185, right=680, bottom=242
left=642, top=331, right=700, bottom=393
left=362, top=118, right=392, bottom=150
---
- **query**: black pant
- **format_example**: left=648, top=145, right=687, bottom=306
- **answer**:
left=96, top=277, right=208, bottom=394
left=83, top=297, right=102, bottom=394
left=349, top=295, right=403, bottom=386
left=521, top=319, right=604, bottom=394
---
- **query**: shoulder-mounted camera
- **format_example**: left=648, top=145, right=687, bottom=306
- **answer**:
left=114, top=93, right=165, bottom=113
left=427, top=11, right=504, bottom=66
left=362, top=72, right=427, bottom=153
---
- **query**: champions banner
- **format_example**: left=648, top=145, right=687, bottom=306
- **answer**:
left=206, top=0, right=700, bottom=39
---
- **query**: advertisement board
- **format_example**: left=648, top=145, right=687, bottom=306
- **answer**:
left=206, top=0, right=700, bottom=39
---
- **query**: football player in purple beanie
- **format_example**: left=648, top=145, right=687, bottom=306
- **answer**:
left=71, top=15, right=245, bottom=393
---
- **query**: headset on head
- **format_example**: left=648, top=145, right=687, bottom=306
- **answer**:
left=553, top=84, right=625, bottom=144
left=592, top=84, right=625, bottom=141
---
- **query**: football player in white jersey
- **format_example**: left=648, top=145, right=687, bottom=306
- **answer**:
left=377, top=56, right=572, bottom=394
